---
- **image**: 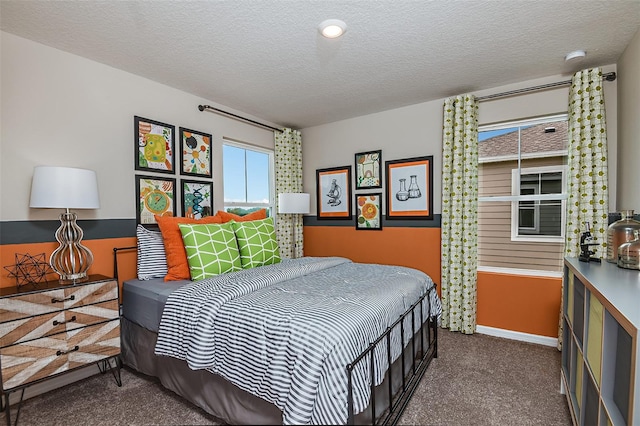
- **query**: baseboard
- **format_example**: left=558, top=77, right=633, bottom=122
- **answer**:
left=476, top=325, right=558, bottom=347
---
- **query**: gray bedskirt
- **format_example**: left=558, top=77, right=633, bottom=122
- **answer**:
left=121, top=317, right=429, bottom=425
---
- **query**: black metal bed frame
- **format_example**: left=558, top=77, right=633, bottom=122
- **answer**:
left=346, top=286, right=438, bottom=425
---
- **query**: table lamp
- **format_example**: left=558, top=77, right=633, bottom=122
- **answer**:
left=29, top=166, right=100, bottom=282
left=278, top=193, right=310, bottom=259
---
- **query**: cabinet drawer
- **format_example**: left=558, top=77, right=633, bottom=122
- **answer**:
left=0, top=280, right=118, bottom=323
left=0, top=299, right=119, bottom=347
left=0, top=319, right=120, bottom=390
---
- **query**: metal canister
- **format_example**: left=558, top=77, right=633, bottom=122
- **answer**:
left=606, top=210, right=640, bottom=263
left=617, top=230, right=640, bottom=270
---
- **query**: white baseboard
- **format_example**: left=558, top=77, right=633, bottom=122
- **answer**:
left=476, top=325, right=558, bottom=347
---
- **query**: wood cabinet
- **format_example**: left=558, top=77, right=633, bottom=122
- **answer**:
left=0, top=275, right=121, bottom=424
left=562, top=258, right=640, bottom=425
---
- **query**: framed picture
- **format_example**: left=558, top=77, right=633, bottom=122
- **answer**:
left=134, top=116, right=175, bottom=174
left=385, top=156, right=433, bottom=220
left=135, top=175, right=177, bottom=224
left=316, top=166, right=352, bottom=219
left=356, top=193, right=382, bottom=230
left=181, top=179, right=213, bottom=219
left=355, top=150, right=382, bottom=189
left=179, top=127, right=212, bottom=177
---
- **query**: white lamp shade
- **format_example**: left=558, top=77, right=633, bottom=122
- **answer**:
left=30, top=166, right=100, bottom=209
left=278, top=193, right=310, bottom=214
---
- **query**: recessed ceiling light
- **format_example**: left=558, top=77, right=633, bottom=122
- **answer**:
left=565, top=50, right=586, bottom=62
left=318, top=19, right=347, bottom=39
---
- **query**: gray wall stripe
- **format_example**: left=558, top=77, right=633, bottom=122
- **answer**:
left=1, top=219, right=137, bottom=245
left=1, top=215, right=441, bottom=245
left=303, top=214, right=441, bottom=228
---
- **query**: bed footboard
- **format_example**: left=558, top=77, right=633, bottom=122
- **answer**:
left=346, top=286, right=438, bottom=425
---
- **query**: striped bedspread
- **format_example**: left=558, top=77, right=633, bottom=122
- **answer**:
left=155, top=257, right=441, bottom=425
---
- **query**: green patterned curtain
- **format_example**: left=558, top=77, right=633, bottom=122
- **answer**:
left=441, top=94, right=479, bottom=334
left=275, top=128, right=304, bottom=258
left=564, top=68, right=609, bottom=257
left=559, top=67, right=609, bottom=348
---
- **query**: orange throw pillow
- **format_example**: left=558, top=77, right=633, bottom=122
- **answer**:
left=216, top=209, right=267, bottom=223
left=155, top=214, right=223, bottom=281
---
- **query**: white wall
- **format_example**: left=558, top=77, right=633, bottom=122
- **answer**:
left=302, top=66, right=618, bottom=214
left=302, top=101, right=444, bottom=214
left=0, top=32, right=277, bottom=222
left=617, top=28, right=640, bottom=212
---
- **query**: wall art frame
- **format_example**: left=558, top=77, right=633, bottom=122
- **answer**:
left=181, top=179, right=213, bottom=219
left=134, top=116, right=175, bottom=174
left=316, top=166, right=352, bottom=219
left=135, top=175, right=177, bottom=224
left=179, top=127, right=212, bottom=177
left=356, top=192, right=383, bottom=230
left=355, top=149, right=382, bottom=189
left=385, top=155, right=433, bottom=220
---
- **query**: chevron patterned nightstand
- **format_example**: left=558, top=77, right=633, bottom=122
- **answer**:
left=0, top=275, right=121, bottom=425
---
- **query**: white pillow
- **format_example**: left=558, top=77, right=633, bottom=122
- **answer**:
left=136, top=225, right=168, bottom=280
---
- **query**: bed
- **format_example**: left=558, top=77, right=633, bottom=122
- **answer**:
left=116, top=220, right=441, bottom=425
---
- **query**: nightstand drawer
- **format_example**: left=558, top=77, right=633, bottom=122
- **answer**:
left=0, top=280, right=118, bottom=323
left=0, top=299, right=119, bottom=347
left=0, top=319, right=120, bottom=390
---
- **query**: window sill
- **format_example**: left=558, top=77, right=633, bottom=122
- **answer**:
left=478, top=266, right=562, bottom=278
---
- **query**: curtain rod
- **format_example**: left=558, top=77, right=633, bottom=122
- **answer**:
left=476, top=71, right=616, bottom=102
left=198, top=104, right=283, bottom=133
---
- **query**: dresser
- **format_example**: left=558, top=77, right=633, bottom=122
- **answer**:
left=0, top=275, right=121, bottom=424
left=562, top=258, right=640, bottom=426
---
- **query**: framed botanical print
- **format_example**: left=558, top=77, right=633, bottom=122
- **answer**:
left=355, top=150, right=382, bottom=189
left=356, top=193, right=382, bottom=230
left=134, top=116, right=175, bottom=174
left=385, top=156, right=433, bottom=220
left=179, top=127, right=212, bottom=177
left=136, top=175, right=176, bottom=224
left=316, top=166, right=352, bottom=219
left=181, top=179, right=213, bottom=219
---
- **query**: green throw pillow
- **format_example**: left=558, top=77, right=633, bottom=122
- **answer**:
left=232, top=217, right=281, bottom=269
left=178, top=222, right=242, bottom=280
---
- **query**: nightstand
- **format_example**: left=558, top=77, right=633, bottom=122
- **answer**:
left=0, top=275, right=121, bottom=425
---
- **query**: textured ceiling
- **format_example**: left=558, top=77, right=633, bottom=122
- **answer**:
left=2, top=1, right=639, bottom=129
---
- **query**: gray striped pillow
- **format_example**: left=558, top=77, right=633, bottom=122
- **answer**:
left=137, top=225, right=168, bottom=280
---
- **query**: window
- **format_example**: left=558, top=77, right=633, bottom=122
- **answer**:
left=511, top=166, right=565, bottom=241
left=477, top=114, right=568, bottom=275
left=222, top=140, right=274, bottom=216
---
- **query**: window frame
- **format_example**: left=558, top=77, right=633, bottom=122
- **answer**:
left=509, top=165, right=567, bottom=243
left=477, top=113, right=568, bottom=275
left=222, top=139, right=275, bottom=216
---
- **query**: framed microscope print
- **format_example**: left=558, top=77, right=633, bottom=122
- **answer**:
left=316, top=166, right=352, bottom=220
left=385, top=156, right=433, bottom=220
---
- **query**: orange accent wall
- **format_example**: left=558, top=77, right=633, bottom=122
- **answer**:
left=0, top=238, right=138, bottom=297
left=2, top=227, right=563, bottom=338
left=304, top=226, right=442, bottom=291
left=477, top=271, right=561, bottom=337
left=305, top=225, right=562, bottom=338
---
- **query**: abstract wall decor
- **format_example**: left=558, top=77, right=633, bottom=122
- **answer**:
left=179, top=127, right=212, bottom=177
left=136, top=175, right=176, bottom=224
left=355, top=150, right=382, bottom=189
left=356, top=193, right=382, bottom=230
left=134, top=116, right=175, bottom=174
left=181, top=180, right=213, bottom=219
